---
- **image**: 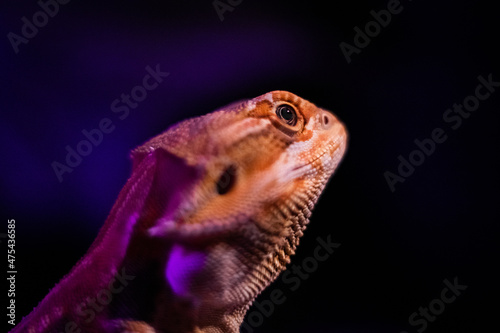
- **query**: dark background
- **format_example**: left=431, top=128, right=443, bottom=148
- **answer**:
left=1, top=1, right=499, bottom=332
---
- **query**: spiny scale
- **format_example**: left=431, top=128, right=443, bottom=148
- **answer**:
left=10, top=91, right=347, bottom=333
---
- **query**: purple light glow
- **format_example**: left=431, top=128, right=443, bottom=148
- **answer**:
left=166, top=244, right=207, bottom=298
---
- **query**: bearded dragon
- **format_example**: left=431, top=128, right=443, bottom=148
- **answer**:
left=11, top=91, right=348, bottom=333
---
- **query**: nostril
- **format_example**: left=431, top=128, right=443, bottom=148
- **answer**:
left=323, top=115, right=329, bottom=125
left=321, top=111, right=334, bottom=130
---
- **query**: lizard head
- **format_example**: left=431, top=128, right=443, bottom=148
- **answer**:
left=137, top=90, right=347, bottom=241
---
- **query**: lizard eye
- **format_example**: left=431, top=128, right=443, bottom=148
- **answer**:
left=216, top=165, right=236, bottom=195
left=276, top=104, right=297, bottom=126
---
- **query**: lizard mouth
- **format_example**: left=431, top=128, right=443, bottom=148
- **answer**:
left=292, top=142, right=342, bottom=172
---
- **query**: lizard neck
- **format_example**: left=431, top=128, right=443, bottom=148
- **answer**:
left=112, top=222, right=294, bottom=333
left=146, top=199, right=310, bottom=333
left=159, top=224, right=299, bottom=332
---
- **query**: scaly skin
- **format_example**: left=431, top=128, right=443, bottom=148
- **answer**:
left=11, top=91, right=347, bottom=333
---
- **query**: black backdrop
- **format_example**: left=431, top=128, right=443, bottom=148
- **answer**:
left=1, top=1, right=499, bottom=332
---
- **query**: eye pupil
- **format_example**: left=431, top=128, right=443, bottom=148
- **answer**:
left=276, top=105, right=297, bottom=126
left=216, top=165, right=236, bottom=195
